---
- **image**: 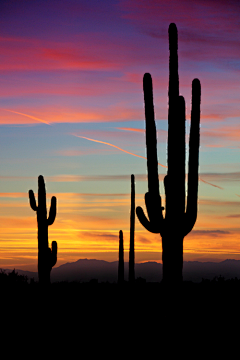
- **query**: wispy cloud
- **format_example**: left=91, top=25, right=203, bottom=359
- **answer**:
left=191, top=230, right=231, bottom=237
left=199, top=178, right=223, bottom=190
left=120, top=0, right=240, bottom=63
left=47, top=174, right=148, bottom=182
left=200, top=172, right=240, bottom=182
left=0, top=192, right=28, bottom=198
left=72, top=134, right=168, bottom=168
left=116, top=127, right=145, bottom=133
left=0, top=104, right=145, bottom=124
left=73, top=134, right=225, bottom=189
left=2, top=109, right=50, bottom=125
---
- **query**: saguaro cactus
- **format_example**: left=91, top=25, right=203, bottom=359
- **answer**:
left=29, top=175, right=57, bottom=285
left=129, top=174, right=135, bottom=283
left=118, top=230, right=124, bottom=284
left=136, top=23, right=201, bottom=284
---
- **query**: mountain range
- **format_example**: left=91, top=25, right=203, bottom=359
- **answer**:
left=2, top=258, right=240, bottom=283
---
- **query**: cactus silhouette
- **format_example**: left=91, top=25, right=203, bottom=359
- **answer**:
left=118, top=230, right=124, bottom=284
left=129, top=174, right=135, bottom=283
left=136, top=23, right=201, bottom=284
left=29, top=175, right=57, bottom=285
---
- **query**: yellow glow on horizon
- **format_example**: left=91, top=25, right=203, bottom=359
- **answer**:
left=1, top=190, right=240, bottom=270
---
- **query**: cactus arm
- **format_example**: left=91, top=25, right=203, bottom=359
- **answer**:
left=50, top=241, right=57, bottom=267
left=143, top=73, right=160, bottom=197
left=47, top=196, right=57, bottom=226
left=136, top=205, right=159, bottom=233
left=145, top=192, right=165, bottom=234
left=136, top=192, right=165, bottom=234
left=137, top=73, right=165, bottom=234
left=178, top=95, right=186, bottom=214
left=184, top=78, right=201, bottom=236
left=29, top=190, right=37, bottom=211
left=129, top=174, right=135, bottom=282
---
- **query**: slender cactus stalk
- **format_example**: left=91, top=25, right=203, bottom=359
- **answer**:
left=118, top=230, right=124, bottom=284
left=129, top=174, right=135, bottom=283
left=136, top=23, right=201, bottom=284
left=29, top=175, right=57, bottom=285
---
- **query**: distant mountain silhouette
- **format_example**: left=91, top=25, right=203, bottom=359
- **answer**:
left=2, top=259, right=240, bottom=283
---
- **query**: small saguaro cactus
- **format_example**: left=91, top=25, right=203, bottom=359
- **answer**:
left=129, top=174, right=135, bottom=283
left=29, top=175, right=57, bottom=285
left=118, top=230, right=124, bottom=285
left=136, top=23, right=201, bottom=284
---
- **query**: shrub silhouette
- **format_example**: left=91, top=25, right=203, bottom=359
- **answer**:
left=0, top=269, right=29, bottom=288
left=136, top=23, right=201, bottom=284
left=129, top=174, right=135, bottom=283
left=29, top=175, right=57, bottom=285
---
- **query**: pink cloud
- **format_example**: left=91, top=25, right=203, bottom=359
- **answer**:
left=0, top=32, right=161, bottom=73
left=201, top=126, right=240, bottom=148
left=0, top=36, right=120, bottom=72
left=0, top=105, right=145, bottom=124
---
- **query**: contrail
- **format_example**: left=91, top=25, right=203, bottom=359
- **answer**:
left=199, top=177, right=223, bottom=190
left=73, top=134, right=167, bottom=168
left=73, top=134, right=223, bottom=190
left=2, top=109, right=50, bottom=125
left=115, top=127, right=223, bottom=189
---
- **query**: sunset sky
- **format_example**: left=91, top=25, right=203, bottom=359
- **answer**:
left=1, top=0, right=240, bottom=271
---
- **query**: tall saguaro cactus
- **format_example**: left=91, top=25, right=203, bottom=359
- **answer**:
left=29, top=175, right=57, bottom=285
left=136, top=23, right=201, bottom=284
left=118, top=230, right=124, bottom=284
left=129, top=174, right=135, bottom=283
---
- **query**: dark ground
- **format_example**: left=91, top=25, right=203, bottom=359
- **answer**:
left=1, top=270, right=239, bottom=355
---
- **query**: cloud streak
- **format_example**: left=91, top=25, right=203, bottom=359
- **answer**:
left=72, top=134, right=168, bottom=168
left=199, top=178, right=223, bottom=190
left=74, top=134, right=224, bottom=189
left=2, top=109, right=50, bottom=125
left=191, top=229, right=231, bottom=237
left=116, top=127, right=145, bottom=133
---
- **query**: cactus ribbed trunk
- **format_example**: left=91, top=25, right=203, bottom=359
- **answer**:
left=118, top=230, right=124, bottom=284
left=136, top=23, right=201, bottom=285
left=162, top=236, right=183, bottom=283
left=129, top=174, right=135, bottom=283
left=164, top=23, right=185, bottom=284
